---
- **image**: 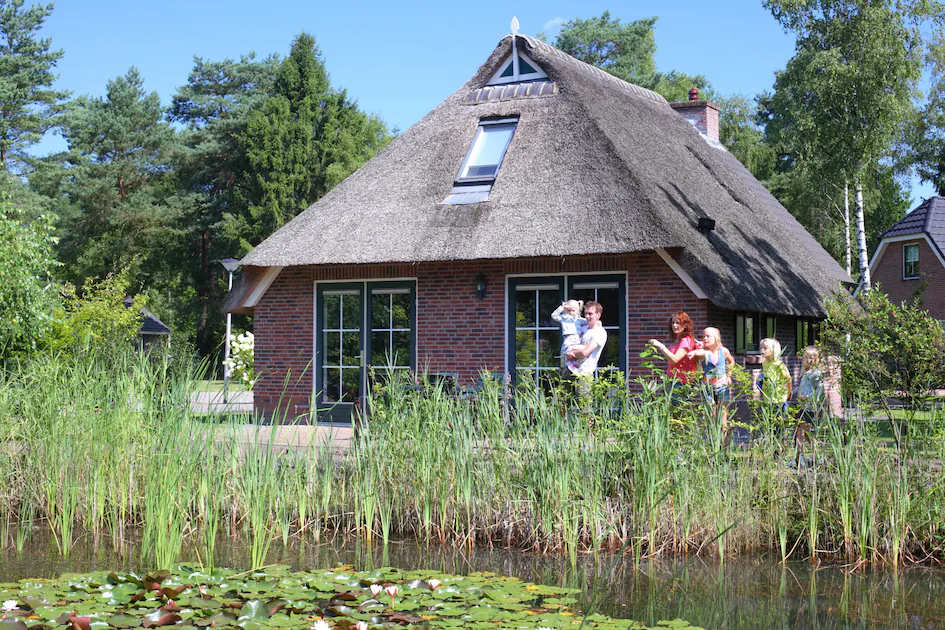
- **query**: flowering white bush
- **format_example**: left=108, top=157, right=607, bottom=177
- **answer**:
left=224, top=331, right=256, bottom=387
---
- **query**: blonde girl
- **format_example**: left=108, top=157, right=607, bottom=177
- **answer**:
left=688, top=327, right=735, bottom=425
left=759, top=338, right=792, bottom=413
left=796, top=346, right=825, bottom=423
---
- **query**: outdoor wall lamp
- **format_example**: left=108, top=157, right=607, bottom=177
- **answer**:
left=475, top=273, right=488, bottom=300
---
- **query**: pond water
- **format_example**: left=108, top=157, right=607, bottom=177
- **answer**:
left=1, top=536, right=942, bottom=629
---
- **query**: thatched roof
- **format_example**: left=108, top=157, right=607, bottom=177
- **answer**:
left=240, top=35, right=849, bottom=316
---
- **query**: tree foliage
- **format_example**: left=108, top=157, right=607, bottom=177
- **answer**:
left=47, top=270, right=145, bottom=357
left=549, top=12, right=712, bottom=103
left=0, top=195, right=57, bottom=357
left=235, top=32, right=392, bottom=250
left=32, top=68, right=179, bottom=286
left=820, top=287, right=945, bottom=409
left=0, top=0, right=69, bottom=176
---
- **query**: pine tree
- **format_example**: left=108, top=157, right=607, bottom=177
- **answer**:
left=0, top=0, right=69, bottom=175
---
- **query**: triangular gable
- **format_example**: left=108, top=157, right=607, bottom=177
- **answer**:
left=487, top=51, right=547, bottom=85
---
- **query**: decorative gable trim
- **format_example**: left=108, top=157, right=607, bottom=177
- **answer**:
left=656, top=248, right=707, bottom=299
left=487, top=51, right=548, bottom=85
left=245, top=266, right=283, bottom=308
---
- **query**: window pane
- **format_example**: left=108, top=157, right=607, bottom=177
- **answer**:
left=325, top=332, right=341, bottom=365
left=341, top=368, right=360, bottom=402
left=600, top=330, right=619, bottom=369
left=460, top=123, right=515, bottom=180
left=516, top=330, right=537, bottom=369
left=371, top=331, right=390, bottom=366
left=538, top=329, right=559, bottom=367
left=371, top=294, right=390, bottom=329
left=538, top=290, right=560, bottom=328
left=323, top=295, right=340, bottom=328
left=323, top=369, right=340, bottom=403
left=392, top=331, right=411, bottom=366
left=516, top=291, right=537, bottom=327
left=745, top=316, right=755, bottom=347
left=342, top=294, right=361, bottom=330
left=342, top=332, right=360, bottom=366
left=391, top=293, right=411, bottom=329
left=519, top=57, right=537, bottom=74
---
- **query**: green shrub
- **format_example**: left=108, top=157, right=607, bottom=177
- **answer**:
left=820, top=286, right=945, bottom=408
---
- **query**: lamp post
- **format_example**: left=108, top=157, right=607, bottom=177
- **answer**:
left=221, top=258, right=241, bottom=404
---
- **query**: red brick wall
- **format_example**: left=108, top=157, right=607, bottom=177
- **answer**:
left=873, top=239, right=945, bottom=320
left=252, top=252, right=822, bottom=417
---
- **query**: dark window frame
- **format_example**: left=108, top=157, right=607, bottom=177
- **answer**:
left=315, top=280, right=416, bottom=423
left=506, top=274, right=627, bottom=388
left=735, top=312, right=761, bottom=354
left=795, top=318, right=819, bottom=351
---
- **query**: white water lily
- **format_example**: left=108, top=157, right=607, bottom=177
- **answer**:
left=369, top=584, right=383, bottom=596
left=428, top=578, right=441, bottom=590
left=2, top=601, right=15, bottom=612
left=311, top=621, right=331, bottom=630
left=355, top=623, right=368, bottom=630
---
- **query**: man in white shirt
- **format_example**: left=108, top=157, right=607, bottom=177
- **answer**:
left=566, top=300, right=607, bottom=373
left=564, top=301, right=607, bottom=406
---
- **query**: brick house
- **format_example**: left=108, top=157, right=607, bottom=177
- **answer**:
left=224, top=34, right=850, bottom=421
left=869, top=196, right=945, bottom=319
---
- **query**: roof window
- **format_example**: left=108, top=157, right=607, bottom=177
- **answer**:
left=441, top=117, right=518, bottom=205
left=488, top=52, right=547, bottom=85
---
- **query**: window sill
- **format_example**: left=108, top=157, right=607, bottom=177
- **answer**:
left=742, top=354, right=763, bottom=365
left=903, top=275, right=920, bottom=281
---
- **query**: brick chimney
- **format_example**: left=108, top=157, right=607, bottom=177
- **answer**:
left=669, top=88, right=720, bottom=142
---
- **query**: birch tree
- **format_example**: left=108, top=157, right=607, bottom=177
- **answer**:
left=763, top=0, right=940, bottom=288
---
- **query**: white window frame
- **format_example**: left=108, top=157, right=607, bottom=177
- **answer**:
left=903, top=242, right=920, bottom=280
left=488, top=51, right=548, bottom=85
left=455, top=117, right=518, bottom=185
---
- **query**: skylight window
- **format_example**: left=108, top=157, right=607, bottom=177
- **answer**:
left=457, top=118, right=518, bottom=183
left=440, top=117, right=518, bottom=205
left=488, top=52, right=547, bottom=86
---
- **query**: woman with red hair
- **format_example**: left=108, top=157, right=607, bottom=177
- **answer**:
left=648, top=312, right=701, bottom=383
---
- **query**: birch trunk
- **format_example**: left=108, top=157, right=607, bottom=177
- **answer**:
left=855, top=180, right=870, bottom=289
left=844, top=183, right=851, bottom=276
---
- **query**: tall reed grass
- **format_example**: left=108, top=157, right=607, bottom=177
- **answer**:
left=3, top=352, right=945, bottom=570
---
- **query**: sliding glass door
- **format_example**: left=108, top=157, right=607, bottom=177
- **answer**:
left=316, top=281, right=415, bottom=422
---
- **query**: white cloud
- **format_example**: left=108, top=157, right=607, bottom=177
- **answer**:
left=542, top=17, right=566, bottom=33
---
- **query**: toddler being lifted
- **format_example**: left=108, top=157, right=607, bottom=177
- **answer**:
left=552, top=300, right=588, bottom=374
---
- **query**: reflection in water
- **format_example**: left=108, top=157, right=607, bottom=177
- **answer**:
left=1, top=536, right=942, bottom=629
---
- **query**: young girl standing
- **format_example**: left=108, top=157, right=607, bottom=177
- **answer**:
left=551, top=300, right=588, bottom=373
left=688, top=327, right=735, bottom=425
left=796, top=346, right=825, bottom=423
left=759, top=338, right=792, bottom=413
left=793, top=346, right=824, bottom=467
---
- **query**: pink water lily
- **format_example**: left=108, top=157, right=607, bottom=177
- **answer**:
left=369, top=584, right=382, bottom=597
left=385, top=585, right=399, bottom=598
left=355, top=622, right=369, bottom=630
left=428, top=579, right=441, bottom=590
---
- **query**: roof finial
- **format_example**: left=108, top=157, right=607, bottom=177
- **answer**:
left=510, top=17, right=520, bottom=81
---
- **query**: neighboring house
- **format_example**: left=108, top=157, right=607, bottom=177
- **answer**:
left=224, top=34, right=850, bottom=421
left=870, top=196, right=945, bottom=318
left=123, top=296, right=171, bottom=350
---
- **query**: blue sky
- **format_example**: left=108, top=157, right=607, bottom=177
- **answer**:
left=37, top=0, right=935, bottom=205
